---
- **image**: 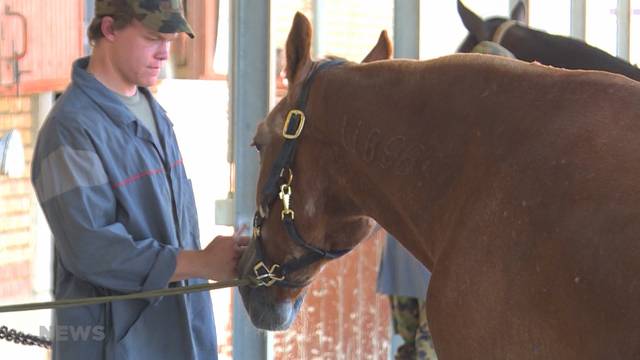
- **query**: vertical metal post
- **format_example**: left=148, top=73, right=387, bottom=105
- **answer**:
left=312, top=0, right=325, bottom=58
left=230, top=1, right=270, bottom=359
left=84, top=0, right=95, bottom=55
left=393, top=0, right=420, bottom=59
left=571, top=0, right=587, bottom=40
left=390, top=4, right=421, bottom=359
left=617, top=0, right=631, bottom=60
left=31, top=93, right=54, bottom=298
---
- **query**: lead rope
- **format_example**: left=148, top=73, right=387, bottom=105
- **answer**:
left=0, top=278, right=249, bottom=349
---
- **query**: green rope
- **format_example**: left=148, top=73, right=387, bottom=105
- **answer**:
left=0, top=278, right=250, bottom=313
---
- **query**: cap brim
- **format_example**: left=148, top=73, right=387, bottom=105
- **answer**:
left=178, top=21, right=195, bottom=39
left=142, top=14, right=195, bottom=39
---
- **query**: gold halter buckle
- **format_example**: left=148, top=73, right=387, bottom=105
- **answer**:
left=283, top=110, right=306, bottom=139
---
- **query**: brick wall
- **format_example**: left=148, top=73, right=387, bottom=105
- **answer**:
left=0, top=95, right=35, bottom=300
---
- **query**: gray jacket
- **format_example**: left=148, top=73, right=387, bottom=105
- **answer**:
left=31, top=57, right=217, bottom=360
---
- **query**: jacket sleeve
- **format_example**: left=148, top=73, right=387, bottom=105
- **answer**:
left=31, top=119, right=179, bottom=295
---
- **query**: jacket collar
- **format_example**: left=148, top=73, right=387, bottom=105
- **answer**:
left=71, top=57, right=173, bottom=128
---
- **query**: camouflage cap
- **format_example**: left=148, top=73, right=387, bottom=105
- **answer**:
left=95, top=0, right=195, bottom=38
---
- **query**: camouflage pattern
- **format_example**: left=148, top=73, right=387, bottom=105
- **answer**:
left=471, top=41, right=516, bottom=58
left=95, top=0, right=194, bottom=38
left=390, top=296, right=438, bottom=360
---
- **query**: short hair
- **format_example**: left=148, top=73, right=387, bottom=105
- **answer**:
left=87, top=10, right=135, bottom=45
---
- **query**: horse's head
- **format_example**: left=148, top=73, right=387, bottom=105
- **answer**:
left=237, top=12, right=391, bottom=331
left=456, top=0, right=526, bottom=53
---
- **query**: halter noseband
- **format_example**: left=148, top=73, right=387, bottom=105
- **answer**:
left=251, top=59, right=351, bottom=288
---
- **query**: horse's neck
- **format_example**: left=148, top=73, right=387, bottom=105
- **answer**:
left=320, top=61, right=503, bottom=268
left=505, top=27, right=640, bottom=81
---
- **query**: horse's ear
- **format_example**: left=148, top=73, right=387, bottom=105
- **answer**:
left=510, top=0, right=527, bottom=22
left=457, top=0, right=488, bottom=41
left=285, top=12, right=313, bottom=87
left=362, top=30, right=393, bottom=63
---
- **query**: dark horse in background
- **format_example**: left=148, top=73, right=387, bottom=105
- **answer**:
left=457, top=0, right=640, bottom=81
left=238, top=12, right=640, bottom=360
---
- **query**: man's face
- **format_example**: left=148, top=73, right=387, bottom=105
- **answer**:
left=110, top=19, right=178, bottom=88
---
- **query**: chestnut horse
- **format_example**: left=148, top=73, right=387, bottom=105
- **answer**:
left=457, top=0, right=640, bottom=81
left=238, top=12, right=640, bottom=359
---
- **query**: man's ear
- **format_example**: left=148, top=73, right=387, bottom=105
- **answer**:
left=100, top=16, right=117, bottom=41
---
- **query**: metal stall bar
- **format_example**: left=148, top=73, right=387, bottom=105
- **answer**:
left=394, top=0, right=419, bottom=59
left=389, top=3, right=420, bottom=359
left=312, top=0, right=325, bottom=58
left=230, top=1, right=271, bottom=359
left=571, top=0, right=587, bottom=40
left=618, top=0, right=631, bottom=60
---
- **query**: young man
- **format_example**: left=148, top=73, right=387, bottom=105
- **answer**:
left=31, top=1, right=247, bottom=358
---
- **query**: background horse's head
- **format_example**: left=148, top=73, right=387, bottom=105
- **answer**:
left=237, top=12, right=391, bottom=331
left=456, top=0, right=640, bottom=81
left=456, top=0, right=526, bottom=53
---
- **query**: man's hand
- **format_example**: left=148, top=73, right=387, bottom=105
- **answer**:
left=201, top=227, right=250, bottom=281
left=170, top=225, right=250, bottom=282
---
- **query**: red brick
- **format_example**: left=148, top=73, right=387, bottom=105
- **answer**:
left=0, top=96, right=30, bottom=114
left=0, top=261, right=31, bottom=299
left=0, top=231, right=33, bottom=266
left=0, top=113, right=31, bottom=131
left=0, top=97, right=11, bottom=113
left=0, top=196, right=32, bottom=215
left=0, top=179, right=32, bottom=197
left=16, top=96, right=31, bottom=113
left=0, top=211, right=32, bottom=231
left=0, top=280, right=31, bottom=299
left=18, top=130, right=32, bottom=147
left=0, top=259, right=30, bottom=278
left=0, top=231, right=33, bottom=248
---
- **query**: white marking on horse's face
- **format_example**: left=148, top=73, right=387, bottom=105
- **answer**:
left=301, top=176, right=324, bottom=220
left=304, top=200, right=316, bottom=218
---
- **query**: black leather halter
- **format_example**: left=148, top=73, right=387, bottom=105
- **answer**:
left=251, top=59, right=351, bottom=288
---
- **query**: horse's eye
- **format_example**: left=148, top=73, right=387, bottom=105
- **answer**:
left=250, top=141, right=263, bottom=153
